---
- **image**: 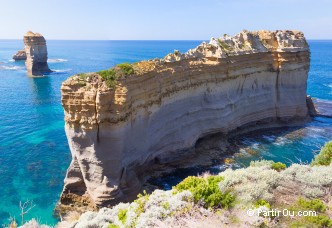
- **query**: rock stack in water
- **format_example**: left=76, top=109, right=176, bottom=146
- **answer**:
left=12, top=50, right=27, bottom=61
left=24, top=31, right=51, bottom=76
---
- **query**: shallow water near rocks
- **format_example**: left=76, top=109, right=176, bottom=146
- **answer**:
left=0, top=40, right=331, bottom=226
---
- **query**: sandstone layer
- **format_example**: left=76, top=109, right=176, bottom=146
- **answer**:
left=12, top=49, right=27, bottom=61
left=60, top=30, right=310, bottom=210
left=24, top=31, right=51, bottom=76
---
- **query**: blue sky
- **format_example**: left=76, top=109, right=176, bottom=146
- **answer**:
left=1, top=0, right=331, bottom=40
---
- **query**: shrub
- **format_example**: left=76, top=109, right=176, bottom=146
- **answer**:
left=219, top=166, right=280, bottom=203
left=305, top=215, right=332, bottom=227
left=116, top=63, right=135, bottom=77
left=271, top=162, right=287, bottom=171
left=118, top=208, right=128, bottom=224
left=97, top=69, right=117, bottom=88
left=250, top=160, right=274, bottom=167
left=311, top=141, right=332, bottom=166
left=108, top=224, right=120, bottom=228
left=254, top=199, right=270, bottom=209
left=296, top=198, right=326, bottom=213
left=97, top=63, right=135, bottom=88
left=175, top=176, right=234, bottom=208
left=250, top=160, right=286, bottom=171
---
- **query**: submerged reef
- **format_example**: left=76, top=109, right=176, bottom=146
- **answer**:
left=59, top=30, right=311, bottom=212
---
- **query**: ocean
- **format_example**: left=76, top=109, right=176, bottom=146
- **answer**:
left=0, top=40, right=331, bottom=226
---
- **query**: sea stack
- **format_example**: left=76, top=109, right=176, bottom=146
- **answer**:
left=12, top=50, right=27, bottom=61
left=24, top=31, right=51, bottom=76
left=59, top=30, right=310, bottom=210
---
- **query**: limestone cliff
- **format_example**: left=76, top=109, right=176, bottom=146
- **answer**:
left=59, top=30, right=310, bottom=210
left=24, top=31, right=51, bottom=76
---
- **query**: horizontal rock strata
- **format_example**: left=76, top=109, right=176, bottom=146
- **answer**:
left=59, top=30, right=310, bottom=210
left=24, top=31, right=51, bottom=76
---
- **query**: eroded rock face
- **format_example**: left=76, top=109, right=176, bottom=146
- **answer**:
left=12, top=50, right=27, bottom=61
left=24, top=31, right=51, bottom=76
left=59, top=30, right=310, bottom=209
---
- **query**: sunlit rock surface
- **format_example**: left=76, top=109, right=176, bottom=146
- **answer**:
left=24, top=31, right=51, bottom=76
left=59, top=30, right=310, bottom=210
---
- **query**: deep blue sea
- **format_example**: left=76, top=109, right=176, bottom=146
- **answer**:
left=0, top=40, right=331, bottom=226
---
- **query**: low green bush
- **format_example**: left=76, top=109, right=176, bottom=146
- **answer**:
left=97, top=69, right=117, bottom=88
left=311, top=141, right=332, bottom=166
left=271, top=162, right=287, bottom=171
left=118, top=208, right=128, bottom=225
left=254, top=199, right=270, bottom=209
left=108, top=224, right=120, bottom=228
left=305, top=215, right=332, bottom=227
left=174, top=176, right=234, bottom=208
left=116, top=63, right=135, bottom=76
left=297, top=198, right=326, bottom=213
left=97, top=63, right=135, bottom=88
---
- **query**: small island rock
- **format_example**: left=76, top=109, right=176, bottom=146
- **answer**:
left=24, top=31, right=51, bottom=76
left=12, top=50, right=27, bottom=61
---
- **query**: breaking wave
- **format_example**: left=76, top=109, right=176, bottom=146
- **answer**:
left=48, top=58, right=68, bottom=63
left=0, top=65, right=25, bottom=71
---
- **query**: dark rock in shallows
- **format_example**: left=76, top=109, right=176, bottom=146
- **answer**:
left=12, top=49, right=27, bottom=61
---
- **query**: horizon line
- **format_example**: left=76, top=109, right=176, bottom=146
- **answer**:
left=1, top=38, right=332, bottom=41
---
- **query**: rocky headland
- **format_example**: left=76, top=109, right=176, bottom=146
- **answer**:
left=12, top=49, right=27, bottom=61
left=59, top=30, right=311, bottom=213
left=23, top=31, right=51, bottom=76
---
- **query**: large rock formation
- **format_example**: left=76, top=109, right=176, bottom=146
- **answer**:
left=12, top=49, right=27, bottom=61
left=24, top=31, right=51, bottom=76
left=59, top=30, right=310, bottom=210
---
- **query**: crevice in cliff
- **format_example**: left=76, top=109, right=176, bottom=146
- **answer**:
left=95, top=90, right=100, bottom=143
left=275, top=53, right=281, bottom=119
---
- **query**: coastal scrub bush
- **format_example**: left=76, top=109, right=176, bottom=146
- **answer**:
left=174, top=176, right=235, bottom=208
left=116, top=63, right=135, bottom=77
left=280, top=163, right=332, bottom=199
left=271, top=162, right=287, bottom=171
left=296, top=198, right=326, bottom=213
left=305, top=215, right=332, bottom=227
left=254, top=199, right=271, bottom=209
left=219, top=165, right=280, bottom=203
left=250, top=160, right=286, bottom=171
left=97, top=69, right=117, bottom=88
left=288, top=198, right=332, bottom=228
left=108, top=224, right=120, bottom=228
left=97, top=63, right=135, bottom=88
left=118, top=208, right=128, bottom=224
left=311, top=141, right=332, bottom=166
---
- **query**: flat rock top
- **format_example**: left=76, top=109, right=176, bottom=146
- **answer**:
left=24, top=31, right=44, bottom=37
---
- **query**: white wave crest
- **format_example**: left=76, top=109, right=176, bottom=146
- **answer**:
left=48, top=58, right=68, bottom=63
left=273, top=136, right=291, bottom=146
left=52, top=69, right=71, bottom=73
left=0, top=65, right=25, bottom=70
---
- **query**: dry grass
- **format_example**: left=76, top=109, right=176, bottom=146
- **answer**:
left=133, top=60, right=157, bottom=75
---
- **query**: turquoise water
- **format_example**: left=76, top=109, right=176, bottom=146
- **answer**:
left=0, top=40, right=331, bottom=226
